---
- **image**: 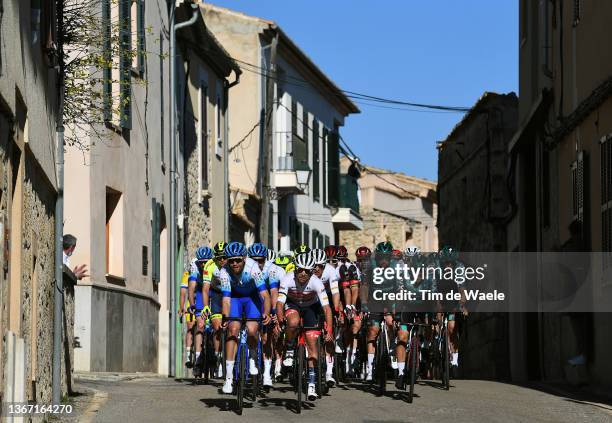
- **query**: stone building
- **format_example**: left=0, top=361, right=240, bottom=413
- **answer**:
left=339, top=157, right=437, bottom=256
left=0, top=0, right=72, bottom=408
left=437, top=92, right=518, bottom=380
left=508, top=0, right=612, bottom=387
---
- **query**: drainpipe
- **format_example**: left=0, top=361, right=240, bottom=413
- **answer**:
left=169, top=1, right=199, bottom=377
left=224, top=71, right=241, bottom=240
left=52, top=0, right=65, bottom=405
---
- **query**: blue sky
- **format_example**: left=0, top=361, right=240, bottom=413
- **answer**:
left=210, top=1, right=518, bottom=181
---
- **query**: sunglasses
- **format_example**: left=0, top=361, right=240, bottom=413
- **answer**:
left=228, top=258, right=244, bottom=265
left=296, top=267, right=312, bottom=275
left=252, top=257, right=266, bottom=263
left=328, top=259, right=338, bottom=264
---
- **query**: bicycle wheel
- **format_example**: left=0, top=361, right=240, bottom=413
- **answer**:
left=316, top=336, right=325, bottom=396
left=442, top=327, right=450, bottom=390
left=237, top=346, right=246, bottom=415
left=252, top=346, right=259, bottom=401
left=202, top=331, right=210, bottom=384
left=297, top=344, right=305, bottom=414
left=408, top=335, right=418, bottom=403
left=376, top=332, right=387, bottom=396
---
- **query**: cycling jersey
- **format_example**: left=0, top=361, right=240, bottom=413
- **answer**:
left=219, top=257, right=267, bottom=319
left=320, top=264, right=340, bottom=296
left=180, top=271, right=195, bottom=322
left=262, top=260, right=285, bottom=290
left=337, top=260, right=361, bottom=288
left=187, top=258, right=206, bottom=312
left=277, top=273, right=329, bottom=308
left=201, top=259, right=223, bottom=317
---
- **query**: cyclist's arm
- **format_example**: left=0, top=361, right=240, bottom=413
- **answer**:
left=350, top=266, right=360, bottom=306
left=276, top=279, right=289, bottom=321
left=254, top=269, right=271, bottom=317
left=179, top=287, right=187, bottom=313
left=202, top=282, right=210, bottom=312
left=188, top=280, right=196, bottom=309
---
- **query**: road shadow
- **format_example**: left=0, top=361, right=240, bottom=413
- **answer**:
left=342, top=381, right=419, bottom=401
left=519, top=382, right=612, bottom=410
left=199, top=397, right=255, bottom=414
left=417, top=379, right=456, bottom=390
left=258, top=397, right=315, bottom=414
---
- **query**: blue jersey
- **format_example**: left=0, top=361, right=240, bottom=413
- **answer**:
left=219, top=257, right=267, bottom=298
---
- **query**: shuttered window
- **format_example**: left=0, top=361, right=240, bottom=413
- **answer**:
left=601, top=140, right=612, bottom=258
left=119, top=0, right=132, bottom=129
left=313, top=120, right=320, bottom=201
left=292, top=102, right=308, bottom=171
left=322, top=127, right=328, bottom=204
left=303, top=223, right=310, bottom=247
left=151, top=198, right=160, bottom=283
left=327, top=130, right=340, bottom=207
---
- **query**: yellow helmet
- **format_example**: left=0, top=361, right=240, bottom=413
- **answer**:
left=274, top=255, right=291, bottom=270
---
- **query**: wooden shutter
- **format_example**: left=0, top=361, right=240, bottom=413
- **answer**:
left=137, top=0, right=145, bottom=75
left=322, top=128, right=328, bottom=204
left=102, top=0, right=112, bottom=121
left=312, top=120, right=320, bottom=201
left=119, top=0, right=132, bottom=129
left=151, top=198, right=160, bottom=283
left=327, top=131, right=340, bottom=206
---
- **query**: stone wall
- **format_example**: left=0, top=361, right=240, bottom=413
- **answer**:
left=339, top=207, right=419, bottom=258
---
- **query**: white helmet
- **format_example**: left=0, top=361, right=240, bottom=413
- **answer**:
left=294, top=252, right=315, bottom=270
left=310, top=248, right=327, bottom=265
left=404, top=246, right=420, bottom=257
left=267, top=249, right=278, bottom=262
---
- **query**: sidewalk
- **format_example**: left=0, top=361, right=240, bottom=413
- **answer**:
left=74, top=372, right=166, bottom=383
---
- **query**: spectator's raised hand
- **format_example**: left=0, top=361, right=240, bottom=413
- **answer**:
left=73, top=264, right=89, bottom=280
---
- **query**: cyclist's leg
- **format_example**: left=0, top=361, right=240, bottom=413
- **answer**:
left=185, top=318, right=195, bottom=365
left=366, top=315, right=381, bottom=379
left=447, top=313, right=459, bottom=366
left=223, top=297, right=244, bottom=392
left=304, top=303, right=321, bottom=398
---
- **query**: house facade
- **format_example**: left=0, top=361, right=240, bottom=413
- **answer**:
left=201, top=4, right=362, bottom=251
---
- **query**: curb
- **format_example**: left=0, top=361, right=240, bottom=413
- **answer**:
left=74, top=372, right=164, bottom=383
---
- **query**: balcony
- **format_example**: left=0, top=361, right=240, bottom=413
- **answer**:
left=332, top=175, right=363, bottom=230
left=271, top=155, right=310, bottom=195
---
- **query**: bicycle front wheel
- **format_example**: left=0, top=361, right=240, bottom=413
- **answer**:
left=237, top=346, right=246, bottom=415
left=297, top=344, right=305, bottom=414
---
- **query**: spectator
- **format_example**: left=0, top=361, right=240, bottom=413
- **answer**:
left=63, top=234, right=89, bottom=280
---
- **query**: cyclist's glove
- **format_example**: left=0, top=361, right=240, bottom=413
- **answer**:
left=201, top=305, right=211, bottom=317
left=188, top=305, right=196, bottom=314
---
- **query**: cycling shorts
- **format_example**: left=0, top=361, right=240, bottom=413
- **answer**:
left=194, top=289, right=204, bottom=313
left=340, top=279, right=359, bottom=289
left=285, top=301, right=322, bottom=329
left=229, top=295, right=263, bottom=320
left=210, top=291, right=223, bottom=318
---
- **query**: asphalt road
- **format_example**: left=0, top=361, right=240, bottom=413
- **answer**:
left=76, top=376, right=612, bottom=423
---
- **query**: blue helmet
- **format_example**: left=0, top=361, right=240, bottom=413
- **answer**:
left=224, top=241, right=247, bottom=258
left=247, top=243, right=268, bottom=258
left=195, top=246, right=214, bottom=261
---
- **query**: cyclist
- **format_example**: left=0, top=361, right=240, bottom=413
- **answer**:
left=179, top=260, right=196, bottom=368
left=336, top=245, right=362, bottom=377
left=247, top=242, right=285, bottom=388
left=312, top=247, right=340, bottom=385
left=201, top=242, right=228, bottom=377
left=187, top=246, right=214, bottom=377
left=364, top=241, right=397, bottom=382
left=275, top=253, right=295, bottom=273
left=277, top=252, right=334, bottom=401
left=220, top=242, right=272, bottom=394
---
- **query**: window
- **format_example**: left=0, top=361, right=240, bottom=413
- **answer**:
left=31, top=0, right=41, bottom=45
left=312, top=120, right=320, bottom=201
left=142, top=245, right=148, bottom=276
left=103, top=0, right=131, bottom=128
left=198, top=76, right=209, bottom=196
left=215, top=80, right=223, bottom=157
left=106, top=187, right=124, bottom=277
left=322, top=127, right=328, bottom=204
left=151, top=198, right=161, bottom=283
left=291, top=101, right=308, bottom=171
left=327, top=129, right=340, bottom=207
left=324, top=235, right=330, bottom=248
left=312, top=229, right=320, bottom=247
left=542, top=147, right=550, bottom=228
left=131, top=0, right=145, bottom=75
left=572, top=151, right=585, bottom=223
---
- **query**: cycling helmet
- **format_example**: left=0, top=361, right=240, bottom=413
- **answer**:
left=267, top=249, right=278, bottom=262
left=294, top=252, right=315, bottom=270
left=275, top=255, right=291, bottom=270
left=439, top=245, right=458, bottom=262
left=324, top=245, right=338, bottom=259
left=224, top=241, right=246, bottom=258
left=293, top=244, right=310, bottom=255
left=247, top=242, right=268, bottom=258
left=311, top=248, right=327, bottom=265
left=336, top=245, right=348, bottom=259
left=355, top=246, right=372, bottom=260
left=213, top=241, right=227, bottom=257
left=391, top=249, right=403, bottom=260
left=195, top=246, right=214, bottom=261
left=375, top=241, right=393, bottom=255
left=404, top=245, right=420, bottom=257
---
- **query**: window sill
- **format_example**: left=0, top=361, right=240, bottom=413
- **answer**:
left=104, top=121, right=123, bottom=135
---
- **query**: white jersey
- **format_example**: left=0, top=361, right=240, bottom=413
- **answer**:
left=320, top=264, right=340, bottom=296
left=278, top=272, right=329, bottom=307
left=337, top=260, right=361, bottom=284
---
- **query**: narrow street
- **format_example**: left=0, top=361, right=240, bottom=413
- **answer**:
left=75, top=376, right=612, bottom=423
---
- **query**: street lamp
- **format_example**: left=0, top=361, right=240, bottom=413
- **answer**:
left=296, top=168, right=311, bottom=191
